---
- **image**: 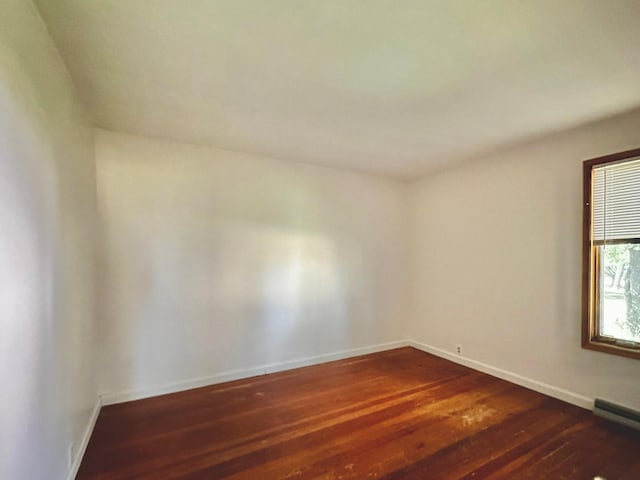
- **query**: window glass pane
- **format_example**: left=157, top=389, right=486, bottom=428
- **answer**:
left=599, top=244, right=640, bottom=343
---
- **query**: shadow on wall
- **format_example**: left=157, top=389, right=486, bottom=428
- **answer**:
left=103, top=219, right=372, bottom=393
left=95, top=137, right=391, bottom=396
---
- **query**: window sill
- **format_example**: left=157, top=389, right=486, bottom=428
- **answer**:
left=582, top=338, right=640, bottom=360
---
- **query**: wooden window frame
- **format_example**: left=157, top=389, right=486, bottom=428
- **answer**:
left=582, top=148, right=640, bottom=360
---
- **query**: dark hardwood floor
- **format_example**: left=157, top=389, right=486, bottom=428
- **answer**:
left=77, top=347, right=640, bottom=479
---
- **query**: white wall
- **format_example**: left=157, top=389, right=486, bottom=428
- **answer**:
left=96, top=129, right=409, bottom=398
left=0, top=2, right=98, bottom=480
left=409, top=108, right=640, bottom=411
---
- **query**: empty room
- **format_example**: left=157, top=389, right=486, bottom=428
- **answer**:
left=2, top=1, right=640, bottom=479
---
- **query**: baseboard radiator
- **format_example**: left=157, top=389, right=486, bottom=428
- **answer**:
left=593, top=399, right=640, bottom=431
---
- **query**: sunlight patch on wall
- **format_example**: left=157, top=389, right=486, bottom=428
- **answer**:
left=0, top=95, right=55, bottom=479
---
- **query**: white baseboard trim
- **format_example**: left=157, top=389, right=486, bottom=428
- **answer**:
left=67, top=396, right=102, bottom=480
left=408, top=340, right=593, bottom=410
left=98, top=339, right=594, bottom=411
left=100, top=340, right=409, bottom=406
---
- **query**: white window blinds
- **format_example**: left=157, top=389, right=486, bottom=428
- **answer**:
left=592, top=157, right=640, bottom=242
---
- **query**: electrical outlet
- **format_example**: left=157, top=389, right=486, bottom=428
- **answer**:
left=456, top=345, right=462, bottom=355
left=67, top=442, right=74, bottom=469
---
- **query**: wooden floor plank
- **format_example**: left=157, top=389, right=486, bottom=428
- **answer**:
left=77, top=347, right=640, bottom=479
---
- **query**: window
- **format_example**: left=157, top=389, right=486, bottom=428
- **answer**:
left=583, top=148, right=640, bottom=359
